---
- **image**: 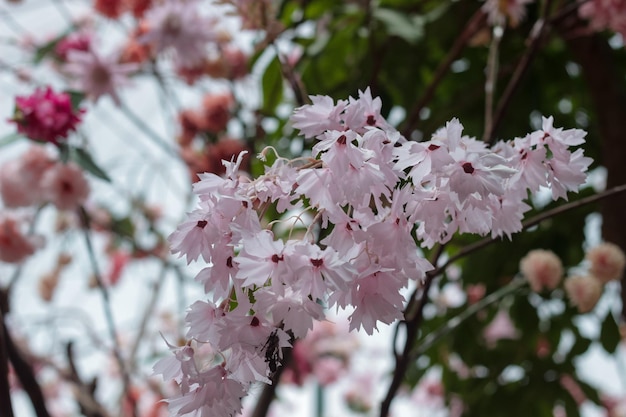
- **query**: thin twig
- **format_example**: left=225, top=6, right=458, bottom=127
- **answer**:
left=401, top=9, right=487, bottom=138
left=410, top=278, right=527, bottom=360
left=483, top=24, right=504, bottom=142
left=118, top=102, right=179, bottom=158
left=51, top=0, right=76, bottom=28
left=486, top=0, right=555, bottom=143
left=379, top=183, right=626, bottom=416
left=128, top=263, right=168, bottom=368
left=78, top=207, right=137, bottom=417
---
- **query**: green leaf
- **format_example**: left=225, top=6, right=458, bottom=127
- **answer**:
left=58, top=142, right=70, bottom=164
left=261, top=55, right=284, bottom=114
left=33, top=34, right=65, bottom=64
left=71, top=147, right=111, bottom=182
left=0, top=132, right=22, bottom=147
left=110, top=216, right=135, bottom=238
left=600, top=311, right=621, bottom=353
left=373, top=8, right=424, bottom=44
left=66, top=90, right=85, bottom=111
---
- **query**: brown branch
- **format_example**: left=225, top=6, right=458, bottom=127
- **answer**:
left=379, top=183, right=626, bottom=416
left=78, top=207, right=136, bottom=417
left=4, top=324, right=50, bottom=417
left=401, top=9, right=487, bottom=138
left=380, top=244, right=445, bottom=417
left=250, top=346, right=293, bottom=417
left=486, top=0, right=555, bottom=143
left=0, top=301, right=14, bottom=417
left=558, top=14, right=626, bottom=320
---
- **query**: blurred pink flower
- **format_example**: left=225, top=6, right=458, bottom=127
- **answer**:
left=0, top=214, right=42, bottom=263
left=41, top=163, right=90, bottom=210
left=482, top=0, right=534, bottom=27
left=54, top=31, right=92, bottom=61
left=0, top=146, right=56, bottom=207
left=65, top=49, right=138, bottom=105
left=564, top=275, right=603, bottom=313
left=104, top=249, right=131, bottom=286
left=579, top=0, right=626, bottom=39
left=519, top=249, right=563, bottom=292
left=141, top=1, right=216, bottom=67
left=9, top=87, right=83, bottom=144
left=483, top=309, right=520, bottom=347
left=466, top=283, right=486, bottom=305
left=586, top=242, right=626, bottom=283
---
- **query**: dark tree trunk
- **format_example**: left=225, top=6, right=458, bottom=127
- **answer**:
left=560, top=17, right=626, bottom=320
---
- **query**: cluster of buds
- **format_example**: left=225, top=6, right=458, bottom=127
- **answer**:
left=520, top=243, right=626, bottom=313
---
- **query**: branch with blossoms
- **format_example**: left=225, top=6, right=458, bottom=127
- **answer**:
left=3, top=0, right=626, bottom=416
left=159, top=85, right=596, bottom=417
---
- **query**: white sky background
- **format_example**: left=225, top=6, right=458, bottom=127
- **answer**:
left=0, top=1, right=625, bottom=417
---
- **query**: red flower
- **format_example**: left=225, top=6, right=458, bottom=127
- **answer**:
left=94, top=0, right=124, bottom=19
left=9, top=87, right=83, bottom=145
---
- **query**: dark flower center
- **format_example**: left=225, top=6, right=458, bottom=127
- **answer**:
left=310, top=258, right=323, bottom=267
left=462, top=162, right=474, bottom=174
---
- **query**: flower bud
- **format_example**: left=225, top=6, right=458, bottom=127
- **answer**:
left=520, top=249, right=563, bottom=292
left=586, top=242, right=626, bottom=284
left=564, top=275, right=603, bottom=313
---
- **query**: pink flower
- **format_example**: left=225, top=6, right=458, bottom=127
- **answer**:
left=64, top=49, right=137, bottom=105
left=198, top=93, right=233, bottom=133
left=586, top=242, right=626, bottom=283
left=579, top=0, right=626, bottom=39
left=40, top=163, right=90, bottom=210
left=141, top=0, right=217, bottom=67
left=519, top=249, right=563, bottom=292
left=564, top=275, right=603, bottom=313
left=466, top=283, right=486, bottom=304
left=0, top=213, right=42, bottom=263
left=482, top=308, right=520, bottom=347
left=0, top=146, right=56, bottom=207
left=482, top=0, right=534, bottom=27
left=104, top=249, right=131, bottom=286
left=9, top=87, right=82, bottom=144
left=54, top=31, right=92, bottom=61
left=291, top=95, right=346, bottom=138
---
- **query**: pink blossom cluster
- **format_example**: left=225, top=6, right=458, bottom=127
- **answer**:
left=0, top=146, right=90, bottom=211
left=158, top=88, right=591, bottom=417
left=579, top=0, right=626, bottom=39
left=283, top=320, right=358, bottom=386
left=520, top=243, right=626, bottom=313
left=8, top=87, right=83, bottom=145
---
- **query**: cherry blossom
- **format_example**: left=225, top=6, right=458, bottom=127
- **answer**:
left=140, top=0, right=219, bottom=67
left=64, top=49, right=138, bottom=105
left=9, top=87, right=83, bottom=144
left=519, top=249, right=564, bottom=292
left=40, top=162, right=90, bottom=211
left=579, top=0, right=626, bottom=39
left=0, top=213, right=43, bottom=263
left=0, top=146, right=56, bottom=207
left=162, top=89, right=593, bottom=417
left=564, top=275, right=603, bottom=313
left=482, top=0, right=535, bottom=27
left=586, top=242, right=626, bottom=283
